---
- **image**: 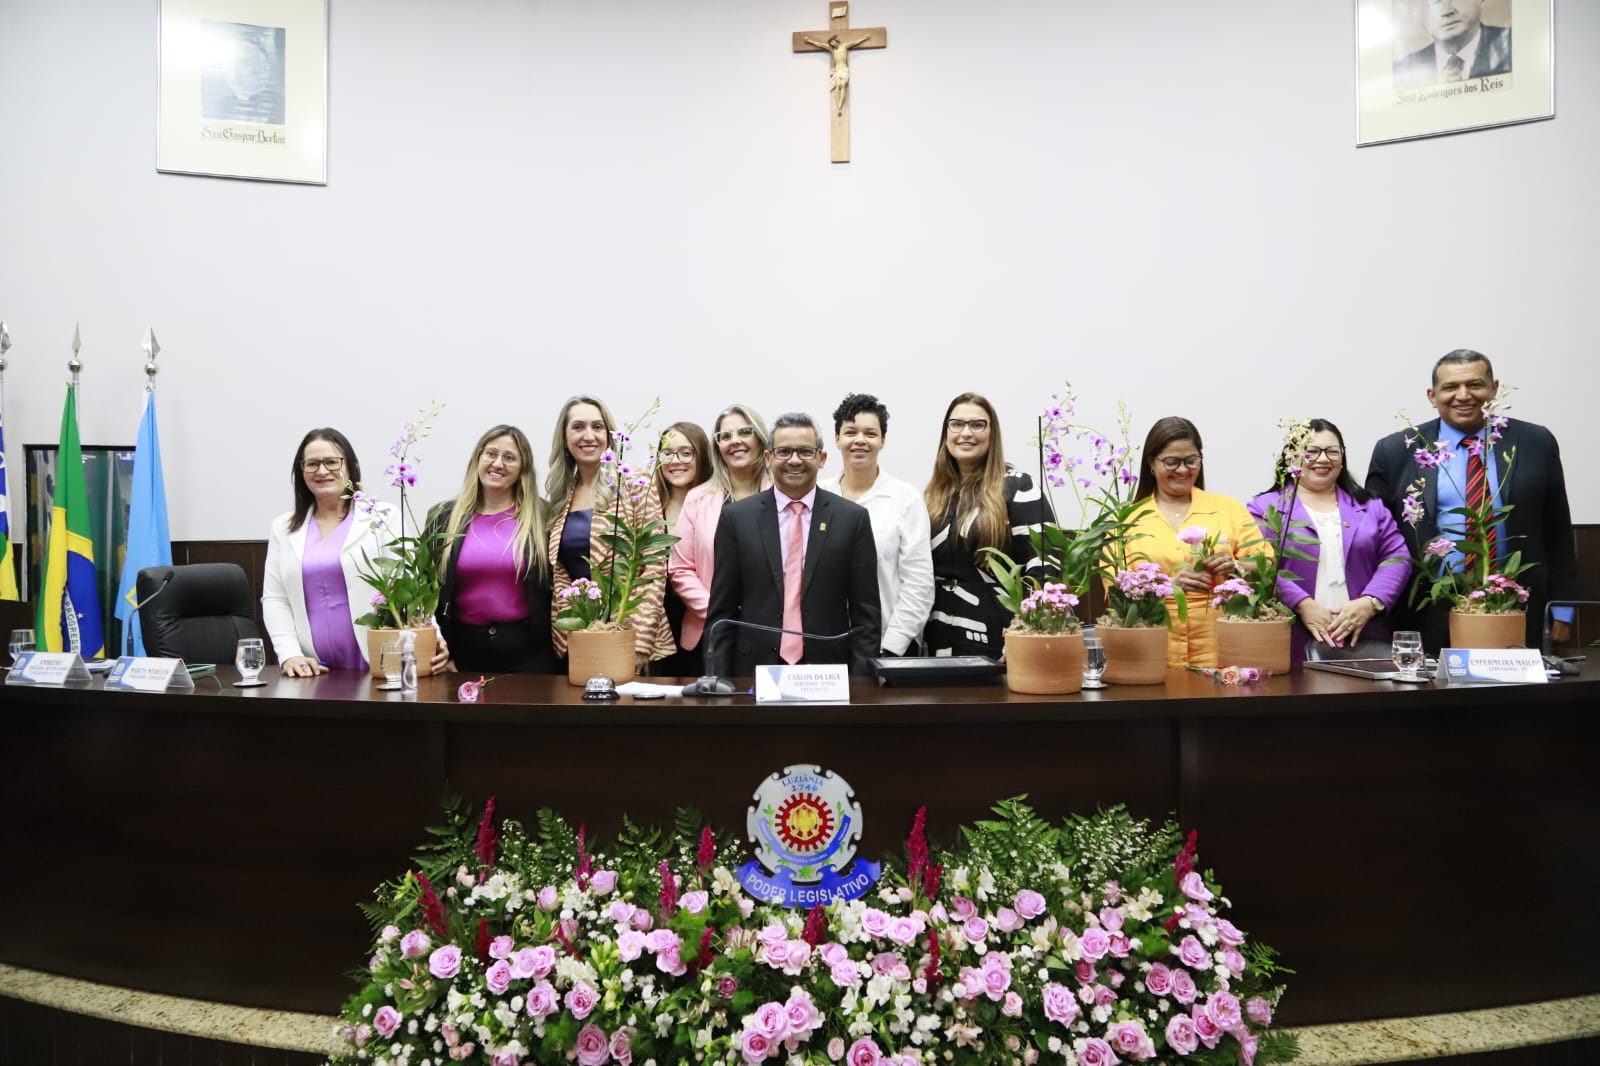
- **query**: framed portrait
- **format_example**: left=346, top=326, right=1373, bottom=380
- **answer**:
left=1355, top=0, right=1553, bottom=146
left=156, top=0, right=328, bottom=183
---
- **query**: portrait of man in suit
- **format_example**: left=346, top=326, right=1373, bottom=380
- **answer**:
left=1366, top=349, right=1575, bottom=652
left=705, top=412, right=881, bottom=676
left=1393, top=0, right=1513, bottom=89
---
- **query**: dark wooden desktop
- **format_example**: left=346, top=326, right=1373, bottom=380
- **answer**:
left=2, top=662, right=1596, bottom=1033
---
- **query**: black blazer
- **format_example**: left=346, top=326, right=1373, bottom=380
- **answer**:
left=1393, top=23, right=1512, bottom=89
left=1366, top=416, right=1576, bottom=649
left=704, top=488, right=882, bottom=676
left=425, top=503, right=555, bottom=668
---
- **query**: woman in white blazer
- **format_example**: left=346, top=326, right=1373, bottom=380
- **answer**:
left=262, top=428, right=394, bottom=677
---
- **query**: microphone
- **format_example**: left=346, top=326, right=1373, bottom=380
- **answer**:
left=687, top=618, right=862, bottom=696
left=125, top=571, right=175, bottom=655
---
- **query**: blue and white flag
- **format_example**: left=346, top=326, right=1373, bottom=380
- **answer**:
left=113, top=392, right=172, bottom=655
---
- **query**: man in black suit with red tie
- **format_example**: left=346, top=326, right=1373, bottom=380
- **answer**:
left=705, top=412, right=881, bottom=676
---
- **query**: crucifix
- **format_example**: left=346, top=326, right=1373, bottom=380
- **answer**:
left=792, top=3, right=887, bottom=163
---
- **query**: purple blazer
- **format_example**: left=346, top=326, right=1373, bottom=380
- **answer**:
left=1247, top=488, right=1412, bottom=664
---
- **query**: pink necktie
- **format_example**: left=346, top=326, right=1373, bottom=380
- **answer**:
left=781, top=500, right=806, bottom=664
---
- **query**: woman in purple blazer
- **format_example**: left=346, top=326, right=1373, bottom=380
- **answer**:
left=1248, top=419, right=1412, bottom=664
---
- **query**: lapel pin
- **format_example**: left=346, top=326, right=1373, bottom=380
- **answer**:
left=819, top=522, right=827, bottom=531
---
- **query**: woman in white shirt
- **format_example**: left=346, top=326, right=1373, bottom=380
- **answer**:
left=817, top=393, right=934, bottom=656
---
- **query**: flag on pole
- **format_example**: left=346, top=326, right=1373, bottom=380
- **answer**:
left=114, top=392, right=172, bottom=655
left=0, top=408, right=19, bottom=601
left=36, top=384, right=105, bottom=657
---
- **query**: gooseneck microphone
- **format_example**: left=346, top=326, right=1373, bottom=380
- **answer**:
left=125, top=571, right=176, bottom=655
left=684, top=618, right=862, bottom=696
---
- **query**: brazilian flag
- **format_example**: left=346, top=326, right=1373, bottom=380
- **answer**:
left=36, top=385, right=105, bottom=657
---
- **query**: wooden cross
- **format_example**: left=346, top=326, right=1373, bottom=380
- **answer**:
left=792, top=3, right=886, bottom=163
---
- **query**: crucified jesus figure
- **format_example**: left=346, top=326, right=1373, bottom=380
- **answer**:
left=803, top=33, right=873, bottom=115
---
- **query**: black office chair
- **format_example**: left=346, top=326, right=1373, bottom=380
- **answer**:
left=1303, top=638, right=1394, bottom=663
left=136, top=564, right=260, bottom=664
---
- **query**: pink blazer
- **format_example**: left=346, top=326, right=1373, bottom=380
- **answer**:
left=668, top=483, right=727, bottom=650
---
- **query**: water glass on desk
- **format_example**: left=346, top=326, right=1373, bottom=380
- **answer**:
left=1391, top=630, right=1425, bottom=681
left=1082, top=633, right=1106, bottom=689
left=9, top=628, right=35, bottom=666
left=234, top=637, right=266, bottom=687
left=377, top=640, right=403, bottom=691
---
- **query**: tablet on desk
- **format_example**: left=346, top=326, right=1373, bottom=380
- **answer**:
left=1304, top=658, right=1434, bottom=681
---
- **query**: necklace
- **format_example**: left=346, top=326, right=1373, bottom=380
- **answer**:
left=470, top=509, right=516, bottom=557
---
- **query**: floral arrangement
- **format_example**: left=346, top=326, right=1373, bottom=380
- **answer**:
left=1397, top=393, right=1534, bottom=616
left=1185, top=665, right=1271, bottom=686
left=1207, top=422, right=1316, bottom=623
left=327, top=797, right=1296, bottom=1066
left=1107, top=562, right=1181, bottom=630
left=554, top=400, right=680, bottom=634
left=352, top=403, right=453, bottom=630
left=1000, top=582, right=1082, bottom=636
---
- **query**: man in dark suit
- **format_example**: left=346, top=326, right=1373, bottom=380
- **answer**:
left=1366, top=349, right=1576, bottom=651
left=1393, top=1, right=1512, bottom=89
left=705, top=412, right=881, bottom=676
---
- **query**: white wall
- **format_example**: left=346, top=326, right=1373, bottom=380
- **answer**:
left=1, top=0, right=1594, bottom=541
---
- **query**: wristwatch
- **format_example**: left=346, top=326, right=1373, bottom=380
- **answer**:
left=1365, top=595, right=1386, bottom=614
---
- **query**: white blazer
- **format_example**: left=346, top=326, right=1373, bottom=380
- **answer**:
left=262, top=504, right=395, bottom=665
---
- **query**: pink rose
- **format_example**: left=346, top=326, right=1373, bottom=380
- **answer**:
left=1164, top=1014, right=1199, bottom=1055
left=589, top=870, right=618, bottom=895
left=1079, top=927, right=1110, bottom=961
left=847, top=1036, right=883, bottom=1066
left=521, top=945, right=555, bottom=979
left=487, top=935, right=514, bottom=960
left=828, top=1037, right=846, bottom=1061
left=1178, top=935, right=1209, bottom=969
left=751, top=1001, right=788, bottom=1039
left=765, top=939, right=791, bottom=969
left=537, top=885, right=559, bottom=911
left=1222, top=947, right=1245, bottom=973
left=657, top=944, right=686, bottom=976
left=400, top=930, right=430, bottom=959
left=994, top=907, right=1024, bottom=933
left=1192, top=1006, right=1223, bottom=1049
left=1145, top=963, right=1173, bottom=997
left=963, top=916, right=989, bottom=943
left=1041, top=982, right=1080, bottom=1026
left=861, top=909, right=892, bottom=939
left=1238, top=1031, right=1259, bottom=1066
left=819, top=942, right=848, bottom=966
left=1095, top=985, right=1118, bottom=1008
left=1216, top=918, right=1244, bottom=946
left=1076, top=1037, right=1120, bottom=1066
left=717, top=976, right=740, bottom=999
left=872, top=952, right=902, bottom=976
left=982, top=963, right=1012, bottom=1000
left=1170, top=967, right=1198, bottom=1004
left=525, top=980, right=558, bottom=1017
left=610, top=1027, right=635, bottom=1066
left=484, top=959, right=512, bottom=994
left=456, top=680, right=483, bottom=702
left=1014, top=889, right=1047, bottom=919
left=780, top=938, right=811, bottom=975
left=491, top=1049, right=521, bottom=1066
left=1176, top=525, right=1207, bottom=545
left=617, top=929, right=647, bottom=961
left=646, top=929, right=680, bottom=954
left=608, top=900, right=634, bottom=923
left=379, top=924, right=400, bottom=942
left=565, top=981, right=599, bottom=1019
left=681, top=890, right=709, bottom=914
left=630, top=907, right=653, bottom=931
left=757, top=923, right=789, bottom=947
left=428, top=945, right=461, bottom=979
left=1206, top=990, right=1243, bottom=1031
left=1107, top=932, right=1130, bottom=958
left=1246, top=997, right=1273, bottom=1026
left=575, top=1023, right=610, bottom=1066
left=1075, top=959, right=1097, bottom=985
left=1098, top=907, right=1124, bottom=933
left=1178, top=871, right=1213, bottom=902
left=740, top=1028, right=772, bottom=1064
left=888, top=917, right=921, bottom=945
left=1110, top=1020, right=1154, bottom=1060
left=951, top=896, right=977, bottom=920
left=785, top=991, right=822, bottom=1035
left=372, top=1005, right=401, bottom=1038
left=831, top=959, right=862, bottom=987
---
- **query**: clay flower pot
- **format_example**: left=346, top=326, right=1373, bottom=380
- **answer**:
left=1448, top=610, right=1525, bottom=650
left=567, top=627, right=637, bottom=687
left=1213, top=617, right=1292, bottom=674
left=1098, top=624, right=1170, bottom=685
left=1003, top=629, right=1085, bottom=695
left=365, top=627, right=438, bottom=679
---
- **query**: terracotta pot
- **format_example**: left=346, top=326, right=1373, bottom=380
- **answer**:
left=366, top=627, right=438, bottom=679
left=567, top=627, right=637, bottom=687
left=1214, top=617, right=1292, bottom=674
left=1448, top=610, right=1526, bottom=650
left=1003, top=629, right=1084, bottom=695
left=1098, top=624, right=1170, bottom=685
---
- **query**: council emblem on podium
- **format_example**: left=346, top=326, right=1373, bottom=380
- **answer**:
left=738, top=764, right=880, bottom=907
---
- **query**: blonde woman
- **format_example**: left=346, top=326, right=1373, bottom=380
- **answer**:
left=922, top=393, right=1053, bottom=659
left=426, top=424, right=555, bottom=673
left=667, top=403, right=772, bottom=664
left=546, top=396, right=674, bottom=671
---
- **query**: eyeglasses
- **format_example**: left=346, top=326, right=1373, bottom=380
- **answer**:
left=658, top=447, right=696, bottom=462
left=714, top=425, right=759, bottom=444
left=302, top=457, right=346, bottom=473
left=1155, top=455, right=1203, bottom=471
left=946, top=418, right=990, bottom=434
left=481, top=448, right=521, bottom=465
left=770, top=446, right=820, bottom=461
left=1302, top=447, right=1343, bottom=461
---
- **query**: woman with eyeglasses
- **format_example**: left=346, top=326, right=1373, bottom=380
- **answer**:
left=1126, top=416, right=1263, bottom=667
left=263, top=428, right=395, bottom=677
left=426, top=424, right=557, bottom=674
left=668, top=404, right=773, bottom=668
left=651, top=420, right=714, bottom=677
left=922, top=393, right=1053, bottom=659
left=546, top=396, right=675, bottom=672
left=1247, top=418, right=1411, bottom=662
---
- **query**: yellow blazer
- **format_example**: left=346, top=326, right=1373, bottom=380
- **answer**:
left=1122, top=488, right=1269, bottom=668
left=548, top=479, right=675, bottom=662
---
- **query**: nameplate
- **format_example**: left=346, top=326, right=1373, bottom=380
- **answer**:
left=1439, top=647, right=1547, bottom=686
left=4, top=651, right=92, bottom=686
left=105, top=656, right=196, bottom=692
left=754, top=664, right=851, bottom=704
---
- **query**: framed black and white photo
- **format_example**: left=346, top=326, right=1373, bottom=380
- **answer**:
left=1356, top=0, right=1553, bottom=146
left=157, top=0, right=328, bottom=183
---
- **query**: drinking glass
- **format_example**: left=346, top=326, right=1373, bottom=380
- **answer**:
left=377, top=640, right=403, bottom=690
left=1082, top=634, right=1107, bottom=689
left=1391, top=630, right=1425, bottom=681
left=234, top=637, right=266, bottom=686
left=9, top=628, right=35, bottom=666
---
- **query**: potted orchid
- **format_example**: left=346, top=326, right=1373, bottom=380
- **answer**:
left=1396, top=392, right=1534, bottom=648
left=350, top=402, right=452, bottom=676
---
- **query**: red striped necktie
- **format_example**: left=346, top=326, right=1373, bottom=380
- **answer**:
left=1463, top=439, right=1496, bottom=566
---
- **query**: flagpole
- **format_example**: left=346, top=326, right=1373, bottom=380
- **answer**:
left=143, top=328, right=160, bottom=392
left=69, top=322, right=82, bottom=392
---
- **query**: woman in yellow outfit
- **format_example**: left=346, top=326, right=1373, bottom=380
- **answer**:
left=1126, top=417, right=1269, bottom=667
